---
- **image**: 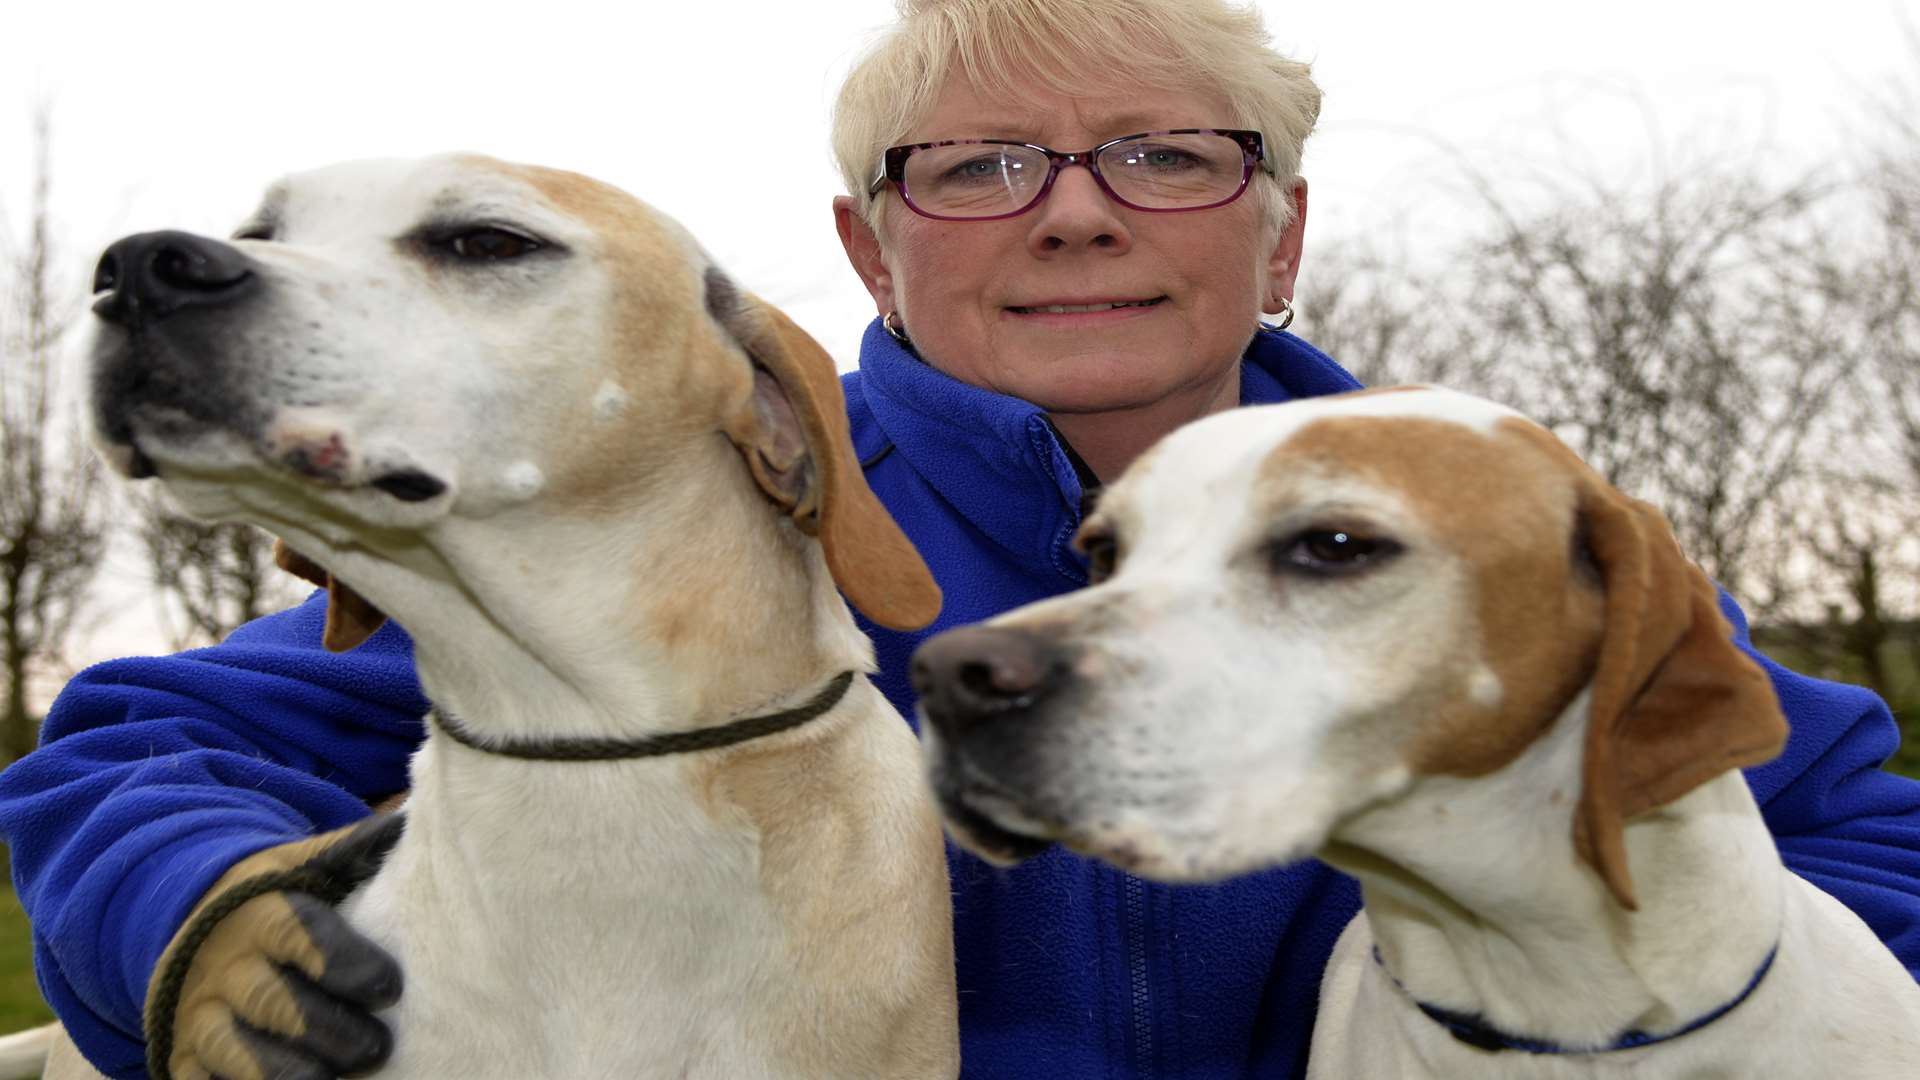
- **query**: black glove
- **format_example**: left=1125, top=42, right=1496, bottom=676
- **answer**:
left=144, top=813, right=405, bottom=1080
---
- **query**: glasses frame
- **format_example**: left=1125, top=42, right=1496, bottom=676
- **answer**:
left=868, top=128, right=1270, bottom=223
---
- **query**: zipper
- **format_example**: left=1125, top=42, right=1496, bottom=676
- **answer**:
left=1124, top=871, right=1153, bottom=1076
left=1039, top=418, right=1148, bottom=1071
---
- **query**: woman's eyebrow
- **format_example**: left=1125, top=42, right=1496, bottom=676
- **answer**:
left=934, top=118, right=1045, bottom=141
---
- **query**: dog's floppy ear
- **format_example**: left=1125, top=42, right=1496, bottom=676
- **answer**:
left=715, top=285, right=941, bottom=631
left=272, top=539, right=388, bottom=652
left=1570, top=482, right=1786, bottom=909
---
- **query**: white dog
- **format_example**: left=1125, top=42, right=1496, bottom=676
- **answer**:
left=913, top=387, right=1920, bottom=1078
left=60, top=155, right=959, bottom=1078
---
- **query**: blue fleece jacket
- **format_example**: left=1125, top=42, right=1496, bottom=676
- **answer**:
left=3, top=322, right=1919, bottom=1079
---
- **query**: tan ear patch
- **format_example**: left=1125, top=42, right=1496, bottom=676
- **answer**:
left=273, top=540, right=387, bottom=652
left=721, top=301, right=941, bottom=631
left=1567, top=481, right=1786, bottom=909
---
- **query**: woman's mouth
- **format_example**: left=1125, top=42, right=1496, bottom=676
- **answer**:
left=1006, top=297, right=1167, bottom=315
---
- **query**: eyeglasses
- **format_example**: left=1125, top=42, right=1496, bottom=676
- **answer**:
left=868, top=129, right=1270, bottom=222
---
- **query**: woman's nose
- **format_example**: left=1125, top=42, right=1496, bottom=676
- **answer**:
left=1026, top=166, right=1132, bottom=255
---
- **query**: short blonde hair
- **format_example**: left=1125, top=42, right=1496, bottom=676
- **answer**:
left=832, top=0, right=1321, bottom=242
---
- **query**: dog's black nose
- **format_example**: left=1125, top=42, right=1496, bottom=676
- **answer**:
left=92, top=230, right=257, bottom=326
left=912, top=625, right=1069, bottom=737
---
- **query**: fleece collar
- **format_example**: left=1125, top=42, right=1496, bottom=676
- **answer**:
left=852, top=319, right=1362, bottom=573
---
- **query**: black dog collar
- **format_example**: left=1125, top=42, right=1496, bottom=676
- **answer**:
left=430, top=671, right=856, bottom=761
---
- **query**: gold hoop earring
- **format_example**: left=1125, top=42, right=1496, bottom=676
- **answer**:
left=883, top=310, right=910, bottom=343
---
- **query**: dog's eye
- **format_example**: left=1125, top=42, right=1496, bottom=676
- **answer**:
left=1279, top=529, right=1399, bottom=575
left=443, top=227, right=543, bottom=261
left=1079, top=532, right=1120, bottom=584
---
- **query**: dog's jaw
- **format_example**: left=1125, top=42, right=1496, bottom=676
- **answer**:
left=922, top=728, right=1057, bottom=865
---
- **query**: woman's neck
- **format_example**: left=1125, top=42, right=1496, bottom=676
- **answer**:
left=1047, top=365, right=1242, bottom=483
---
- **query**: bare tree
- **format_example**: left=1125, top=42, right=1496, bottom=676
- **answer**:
left=1435, top=163, right=1852, bottom=605
left=1856, top=22, right=1920, bottom=513
left=1301, top=146, right=1881, bottom=617
left=1845, top=20, right=1920, bottom=685
left=1296, top=245, right=1493, bottom=392
left=133, top=491, right=300, bottom=650
left=0, top=107, right=108, bottom=764
left=1764, top=471, right=1920, bottom=699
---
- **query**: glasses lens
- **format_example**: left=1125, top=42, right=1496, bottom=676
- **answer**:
left=900, top=143, right=1049, bottom=219
left=1098, top=133, right=1249, bottom=209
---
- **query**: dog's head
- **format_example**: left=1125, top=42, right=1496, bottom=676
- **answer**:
left=89, top=155, right=937, bottom=656
left=914, top=387, right=1783, bottom=907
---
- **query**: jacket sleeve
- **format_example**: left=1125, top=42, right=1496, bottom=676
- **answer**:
left=1726, top=593, right=1920, bottom=982
left=0, top=591, right=427, bottom=1079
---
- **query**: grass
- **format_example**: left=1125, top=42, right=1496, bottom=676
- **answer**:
left=1751, top=630, right=1920, bottom=780
left=0, top=881, right=53, bottom=1035
left=1887, top=703, right=1920, bottom=780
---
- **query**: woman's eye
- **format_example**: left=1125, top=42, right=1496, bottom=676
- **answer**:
left=445, top=227, right=542, bottom=260
left=1280, top=529, right=1399, bottom=575
left=1125, top=145, right=1199, bottom=171
left=943, top=157, right=1002, bottom=181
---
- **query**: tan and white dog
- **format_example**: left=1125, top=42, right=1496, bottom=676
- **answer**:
left=59, top=155, right=959, bottom=1078
left=913, top=387, right=1920, bottom=1078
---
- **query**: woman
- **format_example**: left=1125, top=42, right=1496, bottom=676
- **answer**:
left=822, top=2, right=1920, bottom=1074
left=5, top=1, right=1918, bottom=1077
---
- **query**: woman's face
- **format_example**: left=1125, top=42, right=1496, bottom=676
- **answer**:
left=836, top=76, right=1306, bottom=415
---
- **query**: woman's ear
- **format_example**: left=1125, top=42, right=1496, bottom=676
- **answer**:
left=1263, top=179, right=1308, bottom=314
left=833, top=196, right=896, bottom=316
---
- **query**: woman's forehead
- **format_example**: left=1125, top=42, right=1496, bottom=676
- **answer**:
left=911, top=75, right=1235, bottom=141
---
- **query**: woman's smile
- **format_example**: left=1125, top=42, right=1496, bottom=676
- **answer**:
left=1002, top=295, right=1168, bottom=321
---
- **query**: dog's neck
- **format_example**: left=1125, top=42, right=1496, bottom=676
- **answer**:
left=1323, top=689, right=1783, bottom=1050
left=361, top=436, right=872, bottom=745
left=335, top=437, right=909, bottom=1027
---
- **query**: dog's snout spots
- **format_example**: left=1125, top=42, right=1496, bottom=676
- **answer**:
left=1468, top=665, right=1504, bottom=708
left=280, top=431, right=352, bottom=481
left=593, top=381, right=630, bottom=420
left=498, top=462, right=545, bottom=501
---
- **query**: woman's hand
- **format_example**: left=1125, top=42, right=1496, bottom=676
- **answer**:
left=144, top=814, right=405, bottom=1080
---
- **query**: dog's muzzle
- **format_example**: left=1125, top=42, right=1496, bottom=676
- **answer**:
left=912, top=624, right=1071, bottom=733
left=88, top=230, right=269, bottom=474
left=913, top=624, right=1081, bottom=862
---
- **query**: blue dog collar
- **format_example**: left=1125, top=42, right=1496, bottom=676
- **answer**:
left=1374, top=944, right=1778, bottom=1055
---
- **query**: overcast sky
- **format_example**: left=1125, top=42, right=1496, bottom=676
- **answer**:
left=5, top=0, right=1917, bottom=670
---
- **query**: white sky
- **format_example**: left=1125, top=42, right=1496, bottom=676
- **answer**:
left=5, top=0, right=1917, bottom=673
